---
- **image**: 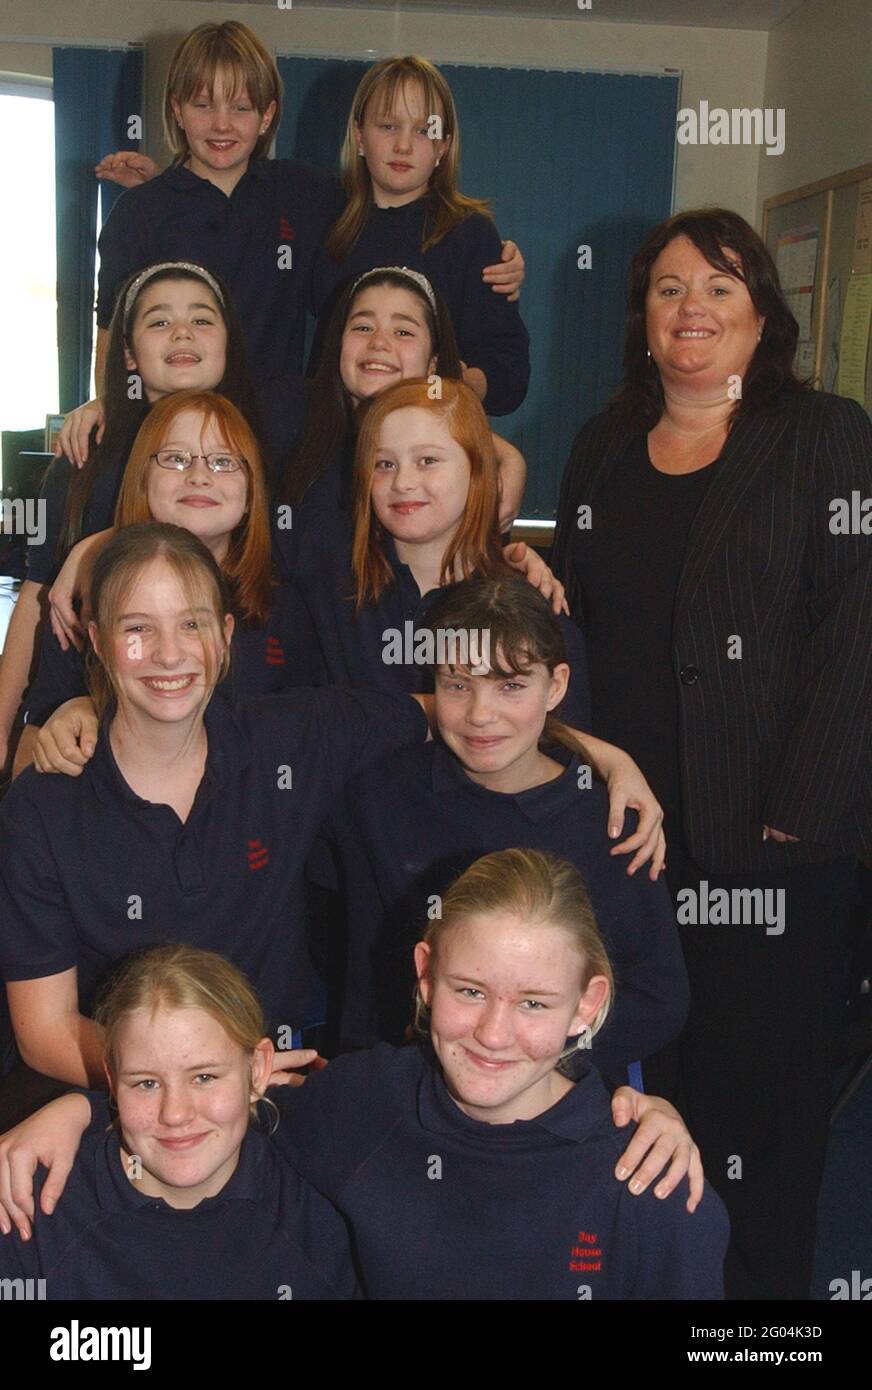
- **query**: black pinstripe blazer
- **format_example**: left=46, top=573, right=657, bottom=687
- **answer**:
left=551, top=388, right=872, bottom=874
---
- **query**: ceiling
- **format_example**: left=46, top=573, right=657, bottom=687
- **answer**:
left=198, top=0, right=810, bottom=32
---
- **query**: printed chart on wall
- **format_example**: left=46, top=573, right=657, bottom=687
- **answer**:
left=776, top=225, right=819, bottom=379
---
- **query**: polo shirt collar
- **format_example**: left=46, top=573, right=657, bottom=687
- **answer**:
left=94, top=1125, right=266, bottom=1216
left=163, top=157, right=269, bottom=195
left=417, top=1046, right=610, bottom=1145
left=89, top=695, right=251, bottom=808
left=429, top=737, right=581, bottom=823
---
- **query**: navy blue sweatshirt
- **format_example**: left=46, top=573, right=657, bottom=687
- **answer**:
left=97, top=161, right=345, bottom=381
left=272, top=1044, right=728, bottom=1300
left=331, top=741, right=687, bottom=1078
left=289, top=531, right=591, bottom=725
left=310, top=196, right=530, bottom=416
left=0, top=689, right=428, bottom=1035
left=23, top=580, right=322, bottom=726
left=0, top=1120, right=355, bottom=1300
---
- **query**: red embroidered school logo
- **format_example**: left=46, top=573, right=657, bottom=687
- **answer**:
left=279, top=216, right=295, bottom=241
left=247, top=839, right=270, bottom=872
left=568, top=1230, right=602, bottom=1273
left=266, top=635, right=286, bottom=667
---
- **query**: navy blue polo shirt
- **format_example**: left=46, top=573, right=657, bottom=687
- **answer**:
left=0, top=1117, right=355, bottom=1300
left=23, top=581, right=321, bottom=726
left=332, top=740, right=687, bottom=1078
left=97, top=161, right=345, bottom=380
left=289, top=530, right=591, bottom=724
left=272, top=1044, right=728, bottom=1300
left=0, top=688, right=428, bottom=1034
left=310, top=195, right=530, bottom=416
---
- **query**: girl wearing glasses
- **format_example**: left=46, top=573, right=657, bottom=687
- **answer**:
left=16, top=390, right=320, bottom=771
left=1, top=262, right=265, bottom=780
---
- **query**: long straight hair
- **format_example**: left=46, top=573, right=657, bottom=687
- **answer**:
left=280, top=269, right=463, bottom=506
left=114, top=390, right=273, bottom=626
left=351, top=378, right=506, bottom=610
left=326, top=56, right=491, bottom=260
left=60, top=265, right=263, bottom=560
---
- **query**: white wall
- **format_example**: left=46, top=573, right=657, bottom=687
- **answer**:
left=0, top=0, right=768, bottom=222
left=757, top=0, right=872, bottom=213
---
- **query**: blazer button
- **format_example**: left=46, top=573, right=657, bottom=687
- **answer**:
left=679, top=664, right=700, bottom=685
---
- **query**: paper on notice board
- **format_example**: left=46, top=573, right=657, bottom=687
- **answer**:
left=776, top=225, right=818, bottom=345
left=836, top=273, right=872, bottom=406
left=852, top=179, right=872, bottom=276
left=823, top=275, right=841, bottom=393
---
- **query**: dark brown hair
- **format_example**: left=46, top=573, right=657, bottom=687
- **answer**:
left=609, top=207, right=807, bottom=431
left=280, top=269, right=462, bottom=506
left=424, top=573, right=582, bottom=754
left=60, top=265, right=262, bottom=559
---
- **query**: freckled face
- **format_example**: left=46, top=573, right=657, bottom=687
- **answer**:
left=645, top=235, right=765, bottom=392
left=339, top=285, right=437, bottom=402
left=111, top=1006, right=271, bottom=1209
left=415, top=912, right=597, bottom=1125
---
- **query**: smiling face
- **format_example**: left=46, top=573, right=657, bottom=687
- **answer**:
left=369, top=406, right=470, bottom=553
left=111, top=1005, right=271, bottom=1209
left=90, top=556, right=233, bottom=726
left=340, top=284, right=437, bottom=402
left=125, top=278, right=228, bottom=402
left=171, top=65, right=276, bottom=188
left=435, top=653, right=569, bottom=793
left=145, top=408, right=248, bottom=560
left=645, top=235, right=765, bottom=393
left=355, top=79, right=449, bottom=206
left=415, top=912, right=607, bottom=1125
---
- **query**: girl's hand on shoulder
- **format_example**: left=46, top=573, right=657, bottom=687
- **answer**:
left=581, top=736, right=665, bottom=878
left=501, top=541, right=568, bottom=615
left=482, top=240, right=526, bottom=301
left=267, top=1049, right=327, bottom=1088
left=55, top=398, right=106, bottom=469
left=611, top=1086, right=704, bottom=1213
left=0, top=1094, right=92, bottom=1239
left=34, top=698, right=99, bottom=776
left=94, top=151, right=160, bottom=187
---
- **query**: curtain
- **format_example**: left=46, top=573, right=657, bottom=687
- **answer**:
left=277, top=55, right=678, bottom=515
left=52, top=46, right=143, bottom=411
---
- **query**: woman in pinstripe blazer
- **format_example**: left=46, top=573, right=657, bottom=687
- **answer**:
left=552, top=208, right=872, bottom=1301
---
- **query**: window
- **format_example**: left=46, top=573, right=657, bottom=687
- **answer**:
left=0, top=79, right=59, bottom=435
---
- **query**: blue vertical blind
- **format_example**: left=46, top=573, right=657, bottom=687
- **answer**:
left=277, top=56, right=678, bottom=516
left=52, top=46, right=143, bottom=411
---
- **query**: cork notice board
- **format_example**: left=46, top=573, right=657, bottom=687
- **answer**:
left=763, top=162, right=872, bottom=416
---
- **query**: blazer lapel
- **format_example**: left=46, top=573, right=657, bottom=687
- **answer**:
left=673, top=405, right=794, bottom=626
